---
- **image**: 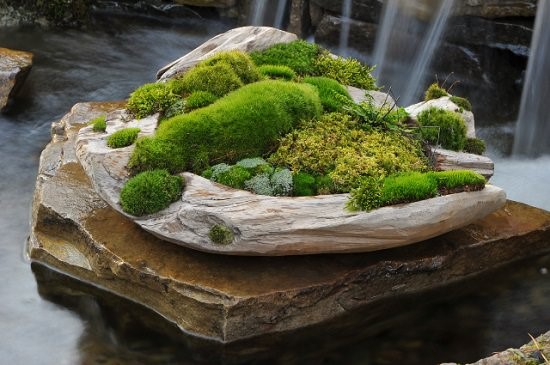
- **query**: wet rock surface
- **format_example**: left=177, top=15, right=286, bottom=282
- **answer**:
left=0, top=47, right=33, bottom=112
left=30, top=101, right=550, bottom=342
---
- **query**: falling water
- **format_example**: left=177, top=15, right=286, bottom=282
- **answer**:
left=338, top=0, right=353, bottom=56
left=250, top=0, right=268, bottom=26
left=370, top=0, right=455, bottom=105
left=273, top=0, right=289, bottom=29
left=512, top=0, right=550, bottom=157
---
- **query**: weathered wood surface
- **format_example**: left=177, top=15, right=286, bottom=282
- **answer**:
left=75, top=111, right=506, bottom=256
left=433, top=148, right=495, bottom=178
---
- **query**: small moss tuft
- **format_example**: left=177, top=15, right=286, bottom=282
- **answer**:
left=417, top=107, right=467, bottom=151
left=127, top=82, right=180, bottom=119
left=184, top=91, right=219, bottom=111
left=314, top=54, right=378, bottom=90
left=463, top=137, right=486, bottom=155
left=258, top=64, right=296, bottom=81
left=303, top=76, right=352, bottom=112
left=91, top=116, right=106, bottom=132
left=214, top=165, right=252, bottom=189
left=120, top=170, right=184, bottom=216
left=293, top=172, right=316, bottom=196
left=209, top=224, right=234, bottom=245
left=449, top=95, right=472, bottom=112
left=176, top=63, right=243, bottom=97
left=106, top=128, right=141, bottom=148
left=424, top=83, right=449, bottom=101
left=200, top=50, right=261, bottom=84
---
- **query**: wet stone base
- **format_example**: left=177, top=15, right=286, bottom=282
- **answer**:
left=29, top=101, right=550, bottom=343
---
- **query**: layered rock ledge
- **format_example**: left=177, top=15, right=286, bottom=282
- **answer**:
left=30, top=101, right=550, bottom=342
left=0, top=47, right=33, bottom=112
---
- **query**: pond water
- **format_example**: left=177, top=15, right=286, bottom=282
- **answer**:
left=0, top=15, right=549, bottom=365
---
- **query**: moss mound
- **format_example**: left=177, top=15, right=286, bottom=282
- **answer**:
left=303, top=76, right=352, bottom=112
left=449, top=95, right=472, bottom=112
left=258, top=64, right=296, bottom=81
left=417, top=107, right=467, bottom=151
left=129, top=80, right=322, bottom=174
left=184, top=91, right=219, bottom=111
left=269, top=113, right=428, bottom=192
left=314, top=54, right=377, bottom=90
left=424, top=83, right=449, bottom=101
left=250, top=40, right=321, bottom=75
left=200, top=50, right=261, bottom=84
left=175, top=63, right=244, bottom=97
left=209, top=224, right=234, bottom=245
left=120, top=170, right=184, bottom=216
left=90, top=116, right=106, bottom=132
left=463, top=137, right=486, bottom=155
left=127, top=82, right=180, bottom=119
left=106, top=127, right=140, bottom=148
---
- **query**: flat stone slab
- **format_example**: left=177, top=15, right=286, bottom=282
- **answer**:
left=30, top=102, right=550, bottom=342
left=74, top=107, right=506, bottom=256
left=0, top=47, right=33, bottom=111
left=433, top=147, right=495, bottom=179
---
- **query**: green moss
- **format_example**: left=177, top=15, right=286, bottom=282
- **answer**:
left=380, top=172, right=438, bottom=205
left=315, top=175, right=335, bottom=195
left=214, top=165, right=252, bottom=189
left=161, top=99, right=186, bottom=122
left=258, top=64, right=296, bottom=81
left=449, top=95, right=472, bottom=112
left=127, top=82, right=180, bottom=119
left=250, top=40, right=321, bottom=75
left=269, top=113, right=427, bottom=192
left=417, top=107, right=467, bottom=151
left=430, top=170, right=486, bottom=190
left=209, top=224, right=234, bottom=245
left=293, top=172, right=316, bottom=196
left=175, top=63, right=243, bottom=97
left=314, top=54, right=378, bottom=90
left=424, top=83, right=449, bottom=101
left=90, top=116, right=106, bottom=132
left=120, top=170, right=184, bottom=216
left=347, top=176, right=383, bottom=212
left=463, top=137, right=486, bottom=155
left=106, top=128, right=141, bottom=148
left=303, top=76, right=352, bottom=112
left=129, top=80, right=322, bottom=174
left=344, top=99, right=409, bottom=131
left=200, top=50, right=261, bottom=84
left=184, top=91, right=218, bottom=111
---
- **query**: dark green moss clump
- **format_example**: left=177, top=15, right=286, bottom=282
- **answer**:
left=417, top=107, right=467, bottom=151
left=129, top=80, right=322, bottom=174
left=303, top=76, right=352, bottom=112
left=424, top=83, right=449, bottom=101
left=293, top=172, right=316, bottom=196
left=258, top=64, right=296, bottom=81
left=184, top=91, right=219, bottom=111
left=127, top=82, right=180, bottom=119
left=91, top=116, right=106, bottom=132
left=250, top=40, right=321, bottom=75
left=209, top=224, right=234, bottom=245
left=120, top=170, right=184, bottom=216
left=449, top=95, right=472, bottom=112
left=463, top=137, right=486, bottom=155
left=106, top=128, right=141, bottom=148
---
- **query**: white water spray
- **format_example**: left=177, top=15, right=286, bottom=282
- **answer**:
left=273, top=0, right=288, bottom=29
left=338, top=0, right=353, bottom=56
left=250, top=0, right=268, bottom=26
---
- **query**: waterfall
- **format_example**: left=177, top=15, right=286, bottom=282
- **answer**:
left=370, top=0, right=455, bottom=105
left=273, top=0, right=288, bottom=29
left=250, top=0, right=268, bottom=26
left=338, top=0, right=353, bottom=56
left=513, top=0, right=550, bottom=157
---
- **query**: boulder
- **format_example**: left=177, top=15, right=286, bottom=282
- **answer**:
left=432, top=148, right=494, bottom=179
left=30, top=102, right=550, bottom=342
left=0, top=47, right=33, bottom=112
left=405, top=96, right=476, bottom=138
left=156, top=26, right=297, bottom=80
left=442, top=331, right=550, bottom=365
left=314, top=14, right=377, bottom=54
left=74, top=108, right=505, bottom=256
left=347, top=85, right=397, bottom=109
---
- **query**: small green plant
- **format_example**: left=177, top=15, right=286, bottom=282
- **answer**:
left=315, top=175, right=335, bottom=195
left=213, top=165, right=252, bottom=189
left=293, top=172, right=316, bottom=196
left=270, top=168, right=293, bottom=196
left=417, top=107, right=467, bottom=151
left=449, top=95, right=472, bottom=112
left=209, top=224, right=234, bottom=245
left=463, top=137, right=486, bottom=155
left=430, top=170, right=486, bottom=191
left=127, top=82, right=180, bottom=119
left=258, top=64, right=296, bottom=81
left=175, top=63, right=243, bottom=97
left=119, top=170, right=184, bottom=216
left=90, top=116, right=106, bottom=132
left=236, top=157, right=272, bottom=174
left=342, top=96, right=409, bottom=131
left=244, top=173, right=273, bottom=195
left=200, top=50, right=261, bottom=84
left=106, top=128, right=141, bottom=148
left=424, top=83, right=449, bottom=101
left=184, top=91, right=218, bottom=111
left=250, top=40, right=321, bottom=75
left=314, top=54, right=378, bottom=90
left=129, top=80, right=322, bottom=174
left=162, top=99, right=186, bottom=121
left=303, top=76, right=352, bottom=112
left=347, top=176, right=383, bottom=211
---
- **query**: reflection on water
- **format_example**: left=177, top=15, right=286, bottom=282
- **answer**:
left=32, top=253, right=550, bottom=365
left=0, top=13, right=549, bottom=365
